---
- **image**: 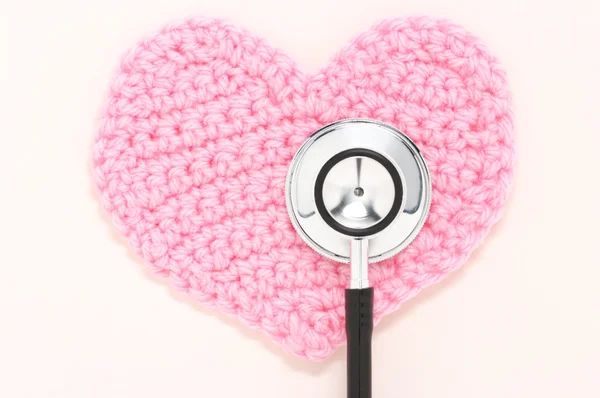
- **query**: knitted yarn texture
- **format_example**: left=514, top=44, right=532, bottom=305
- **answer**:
left=93, top=17, right=515, bottom=360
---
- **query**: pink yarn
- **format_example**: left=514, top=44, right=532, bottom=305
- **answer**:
left=93, top=17, right=515, bottom=360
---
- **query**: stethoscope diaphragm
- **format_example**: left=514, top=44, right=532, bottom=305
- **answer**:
left=286, top=118, right=431, bottom=263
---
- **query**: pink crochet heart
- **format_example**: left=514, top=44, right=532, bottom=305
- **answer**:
left=93, top=16, right=514, bottom=360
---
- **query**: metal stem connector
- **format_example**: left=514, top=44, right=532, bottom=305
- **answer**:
left=350, top=239, right=369, bottom=289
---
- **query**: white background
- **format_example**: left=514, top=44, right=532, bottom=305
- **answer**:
left=1, top=0, right=599, bottom=397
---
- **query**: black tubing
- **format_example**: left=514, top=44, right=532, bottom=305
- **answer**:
left=345, top=287, right=374, bottom=398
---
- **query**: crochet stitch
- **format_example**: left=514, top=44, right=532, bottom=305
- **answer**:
left=93, top=16, right=515, bottom=360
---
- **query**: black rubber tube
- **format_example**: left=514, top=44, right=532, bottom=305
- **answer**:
left=345, top=287, right=374, bottom=398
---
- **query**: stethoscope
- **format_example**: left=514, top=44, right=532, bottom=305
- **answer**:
left=286, top=119, right=431, bottom=398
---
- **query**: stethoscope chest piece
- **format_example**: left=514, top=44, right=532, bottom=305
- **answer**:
left=286, top=119, right=431, bottom=264
left=286, top=119, right=431, bottom=398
